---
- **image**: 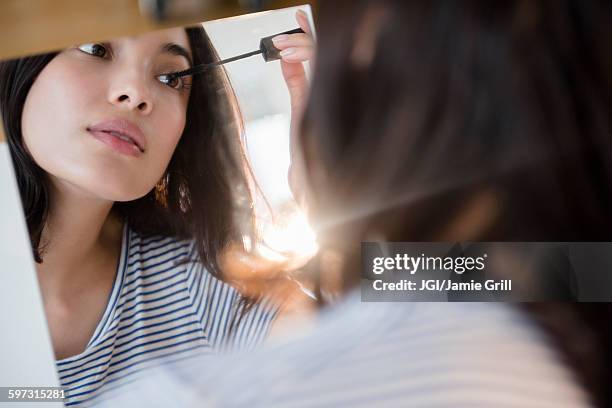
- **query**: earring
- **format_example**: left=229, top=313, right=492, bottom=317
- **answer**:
left=154, top=172, right=169, bottom=207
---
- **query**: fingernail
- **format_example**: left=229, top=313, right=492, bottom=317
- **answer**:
left=272, top=35, right=289, bottom=45
left=280, top=48, right=296, bottom=57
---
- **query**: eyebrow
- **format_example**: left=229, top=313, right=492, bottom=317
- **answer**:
left=160, top=42, right=193, bottom=67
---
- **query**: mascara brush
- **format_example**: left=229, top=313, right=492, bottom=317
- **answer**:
left=164, top=27, right=305, bottom=81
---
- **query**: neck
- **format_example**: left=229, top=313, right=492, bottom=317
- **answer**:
left=37, top=177, right=123, bottom=293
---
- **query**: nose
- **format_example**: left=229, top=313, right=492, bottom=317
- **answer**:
left=108, top=70, right=154, bottom=115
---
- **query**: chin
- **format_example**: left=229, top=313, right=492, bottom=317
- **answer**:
left=83, top=179, right=154, bottom=203
left=109, top=187, right=153, bottom=203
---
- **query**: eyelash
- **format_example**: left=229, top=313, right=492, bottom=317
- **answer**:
left=76, top=43, right=192, bottom=92
left=157, top=73, right=192, bottom=91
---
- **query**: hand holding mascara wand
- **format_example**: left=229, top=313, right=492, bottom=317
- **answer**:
left=165, top=9, right=315, bottom=200
left=160, top=8, right=315, bottom=119
left=160, top=27, right=306, bottom=83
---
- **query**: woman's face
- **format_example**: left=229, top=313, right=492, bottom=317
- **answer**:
left=21, top=27, right=193, bottom=201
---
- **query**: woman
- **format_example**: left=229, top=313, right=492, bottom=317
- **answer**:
left=108, top=1, right=612, bottom=407
left=0, top=12, right=314, bottom=407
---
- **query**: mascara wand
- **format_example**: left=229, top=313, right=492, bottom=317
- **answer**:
left=165, top=27, right=305, bottom=81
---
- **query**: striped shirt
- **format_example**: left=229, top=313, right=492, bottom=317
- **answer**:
left=101, top=294, right=591, bottom=407
left=57, top=224, right=278, bottom=407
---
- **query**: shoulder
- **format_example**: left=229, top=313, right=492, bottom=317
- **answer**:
left=196, top=302, right=591, bottom=407
left=401, top=303, right=590, bottom=406
left=126, top=228, right=195, bottom=270
left=101, top=302, right=590, bottom=407
left=118, top=228, right=200, bottom=317
left=126, top=228, right=279, bottom=350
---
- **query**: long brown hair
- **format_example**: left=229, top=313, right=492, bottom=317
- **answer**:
left=301, top=1, right=612, bottom=406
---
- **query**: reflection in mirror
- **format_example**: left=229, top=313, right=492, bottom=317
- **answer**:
left=0, top=6, right=316, bottom=406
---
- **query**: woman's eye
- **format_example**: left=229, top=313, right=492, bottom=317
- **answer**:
left=77, top=43, right=109, bottom=58
left=157, top=73, right=191, bottom=91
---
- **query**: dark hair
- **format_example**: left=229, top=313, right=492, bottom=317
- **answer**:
left=301, top=0, right=612, bottom=406
left=0, top=25, right=254, bottom=279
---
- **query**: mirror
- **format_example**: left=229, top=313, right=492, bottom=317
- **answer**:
left=0, top=6, right=315, bottom=406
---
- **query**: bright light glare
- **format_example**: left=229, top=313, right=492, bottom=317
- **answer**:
left=258, top=209, right=319, bottom=262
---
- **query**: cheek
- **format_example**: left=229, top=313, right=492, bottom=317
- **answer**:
left=21, top=57, right=100, bottom=164
left=150, top=98, right=188, bottom=164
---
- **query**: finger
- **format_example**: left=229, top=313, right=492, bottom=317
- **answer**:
left=281, top=61, right=306, bottom=89
left=296, top=9, right=312, bottom=35
left=272, top=33, right=313, bottom=50
left=279, top=46, right=315, bottom=63
left=281, top=60, right=307, bottom=100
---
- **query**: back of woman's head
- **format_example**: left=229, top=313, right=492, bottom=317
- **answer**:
left=302, top=0, right=612, bottom=243
left=300, top=0, right=612, bottom=405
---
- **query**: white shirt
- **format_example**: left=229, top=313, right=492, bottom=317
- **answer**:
left=97, top=292, right=591, bottom=407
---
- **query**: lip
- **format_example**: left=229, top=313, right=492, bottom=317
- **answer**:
left=86, top=118, right=147, bottom=156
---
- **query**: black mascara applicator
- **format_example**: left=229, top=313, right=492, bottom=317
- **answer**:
left=164, top=28, right=305, bottom=81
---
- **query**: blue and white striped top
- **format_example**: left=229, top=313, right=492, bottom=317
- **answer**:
left=56, top=224, right=278, bottom=407
left=101, top=294, right=591, bottom=407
